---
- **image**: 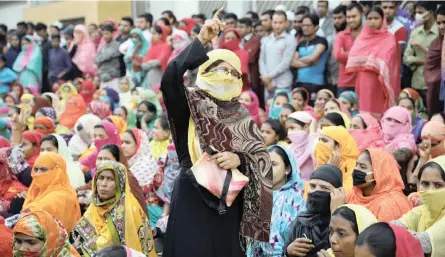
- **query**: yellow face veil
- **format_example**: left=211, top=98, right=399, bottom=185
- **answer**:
left=195, top=49, right=243, bottom=101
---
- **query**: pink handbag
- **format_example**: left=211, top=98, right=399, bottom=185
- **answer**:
left=187, top=152, right=249, bottom=214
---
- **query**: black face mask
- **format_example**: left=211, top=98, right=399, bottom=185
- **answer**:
left=352, top=169, right=368, bottom=186
left=306, top=191, right=331, bottom=214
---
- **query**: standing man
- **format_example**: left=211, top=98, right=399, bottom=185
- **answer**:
left=294, top=9, right=309, bottom=45
left=35, top=23, right=51, bottom=93
left=261, top=10, right=275, bottom=36
left=116, top=17, right=134, bottom=44
left=327, top=5, right=347, bottom=95
left=238, top=18, right=263, bottom=107
left=16, top=22, right=27, bottom=35
left=334, top=3, right=363, bottom=95
left=48, top=35, right=72, bottom=85
left=316, top=0, right=335, bottom=43
left=403, top=1, right=438, bottom=102
left=136, top=13, right=153, bottom=42
left=26, top=22, right=35, bottom=36
left=223, top=13, right=238, bottom=28
left=95, top=24, right=121, bottom=93
left=291, top=13, right=329, bottom=103
left=259, top=11, right=296, bottom=100
left=382, top=1, right=408, bottom=56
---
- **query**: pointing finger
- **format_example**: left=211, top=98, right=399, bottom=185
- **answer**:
left=213, top=7, right=225, bottom=20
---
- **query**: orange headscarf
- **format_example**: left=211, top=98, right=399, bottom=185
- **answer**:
left=315, top=126, right=359, bottom=192
left=23, top=152, right=81, bottom=233
left=13, top=207, right=80, bottom=257
left=59, top=94, right=87, bottom=129
left=0, top=216, right=12, bottom=257
left=107, top=115, right=127, bottom=135
left=33, top=117, right=56, bottom=135
left=347, top=149, right=412, bottom=221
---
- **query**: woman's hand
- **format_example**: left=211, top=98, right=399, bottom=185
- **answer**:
left=197, top=7, right=226, bottom=45
left=287, top=238, right=314, bottom=257
left=12, top=108, right=30, bottom=131
left=327, top=151, right=341, bottom=168
left=208, top=151, right=241, bottom=170
left=418, top=136, right=431, bottom=161
left=330, top=187, right=346, bottom=213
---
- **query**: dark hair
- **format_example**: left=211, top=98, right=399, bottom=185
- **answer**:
left=264, top=118, right=285, bottom=140
left=418, top=161, right=445, bottom=182
left=116, top=106, right=128, bottom=117
left=282, top=104, right=296, bottom=113
left=27, top=22, right=35, bottom=29
left=324, top=112, right=346, bottom=128
left=125, top=129, right=137, bottom=143
left=326, top=99, right=341, bottom=109
left=360, top=1, right=373, bottom=8
left=138, top=100, right=157, bottom=114
left=40, top=135, right=58, bottom=149
left=355, top=222, right=396, bottom=257
left=303, top=13, right=320, bottom=26
left=286, top=117, right=306, bottom=129
left=102, top=24, right=115, bottom=33
left=204, top=59, right=225, bottom=72
left=100, top=144, right=121, bottom=161
left=158, top=17, right=171, bottom=26
left=332, top=206, right=359, bottom=235
left=192, top=13, right=206, bottom=22
left=318, top=0, right=329, bottom=7
left=121, top=16, right=134, bottom=27
left=268, top=145, right=292, bottom=180
left=293, top=88, right=309, bottom=102
left=356, top=116, right=367, bottom=129
left=238, top=18, right=253, bottom=27
left=94, top=124, right=105, bottom=130
left=138, top=13, right=153, bottom=26
left=97, top=245, right=126, bottom=257
left=162, top=10, right=177, bottom=24
left=295, top=8, right=309, bottom=16
left=17, top=21, right=26, bottom=28
left=380, top=1, right=399, bottom=7
left=192, top=25, right=201, bottom=34
left=35, top=22, right=47, bottom=31
left=262, top=10, right=275, bottom=19
left=253, top=21, right=262, bottom=29
left=273, top=10, right=288, bottom=20
left=397, top=97, right=415, bottom=108
left=296, top=6, right=311, bottom=14
left=437, top=4, right=445, bottom=16
left=334, top=5, right=347, bottom=15
left=0, top=55, right=6, bottom=63
left=10, top=106, right=20, bottom=114
left=157, top=115, right=169, bottom=130
left=88, top=23, right=98, bottom=29
left=246, top=11, right=259, bottom=21
left=0, top=24, right=7, bottom=33
left=366, top=6, right=384, bottom=18
left=363, top=150, right=371, bottom=163
left=224, top=13, right=238, bottom=21
left=347, top=2, right=364, bottom=13
left=152, top=25, right=163, bottom=35
left=275, top=91, right=290, bottom=102
left=51, top=34, right=61, bottom=41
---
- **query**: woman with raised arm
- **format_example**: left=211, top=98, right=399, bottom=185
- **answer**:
left=160, top=8, right=272, bottom=257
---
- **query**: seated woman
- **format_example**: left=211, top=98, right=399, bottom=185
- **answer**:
left=397, top=97, right=426, bottom=143
left=150, top=115, right=171, bottom=160
left=286, top=111, right=316, bottom=180
left=315, top=126, right=359, bottom=192
left=284, top=164, right=344, bottom=257
left=324, top=99, right=342, bottom=114
left=291, top=87, right=313, bottom=113
left=280, top=104, right=296, bottom=128
left=317, top=204, right=377, bottom=257
left=269, top=90, right=291, bottom=120
left=239, top=91, right=262, bottom=127
left=136, top=100, right=158, bottom=134
left=114, top=106, right=137, bottom=129
left=40, top=134, right=85, bottom=189
left=59, top=94, right=87, bottom=130
left=261, top=118, right=287, bottom=148
left=347, top=149, right=412, bottom=221
left=321, top=112, right=350, bottom=129
left=399, top=88, right=427, bottom=119
left=121, top=128, right=160, bottom=227
left=33, top=117, right=56, bottom=136
left=349, top=113, right=385, bottom=153
left=391, top=156, right=445, bottom=257
left=68, top=114, right=102, bottom=161
left=106, top=115, right=127, bottom=136
left=339, top=91, right=359, bottom=117
left=313, top=89, right=335, bottom=120
left=22, top=152, right=81, bottom=233
left=73, top=161, right=156, bottom=257
left=355, top=222, right=424, bottom=257
left=13, top=207, right=81, bottom=257
left=0, top=55, right=17, bottom=94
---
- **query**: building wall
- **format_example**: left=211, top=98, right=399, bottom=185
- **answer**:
left=0, top=2, right=27, bottom=29
left=97, top=1, right=132, bottom=24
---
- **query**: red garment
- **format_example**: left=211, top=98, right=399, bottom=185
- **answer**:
left=181, top=18, right=197, bottom=35
left=144, top=25, right=172, bottom=72
left=88, top=101, right=111, bottom=119
left=79, top=80, right=95, bottom=104
left=59, top=94, right=87, bottom=129
left=33, top=117, right=56, bottom=135
left=22, top=131, right=43, bottom=167
left=389, top=22, right=408, bottom=56
left=31, top=97, right=51, bottom=116
left=334, top=28, right=358, bottom=88
left=388, top=224, right=424, bottom=257
left=0, top=137, right=10, bottom=148
left=0, top=217, right=13, bottom=257
left=243, top=34, right=262, bottom=105
left=346, top=19, right=400, bottom=118
left=10, top=82, right=24, bottom=98
left=242, top=91, right=261, bottom=127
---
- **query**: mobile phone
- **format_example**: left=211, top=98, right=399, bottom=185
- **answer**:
left=205, top=146, right=219, bottom=155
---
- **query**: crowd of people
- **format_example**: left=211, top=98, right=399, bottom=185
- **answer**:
left=0, top=0, right=445, bottom=257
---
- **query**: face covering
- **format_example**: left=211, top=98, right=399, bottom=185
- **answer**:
left=381, top=120, right=409, bottom=141
left=131, top=37, right=140, bottom=45
left=314, top=142, right=334, bottom=166
left=415, top=12, right=429, bottom=25
left=196, top=71, right=242, bottom=101
left=288, top=130, right=308, bottom=144
left=220, top=39, right=241, bottom=51
left=269, top=106, right=282, bottom=120
left=352, top=169, right=373, bottom=186
left=306, top=191, right=331, bottom=214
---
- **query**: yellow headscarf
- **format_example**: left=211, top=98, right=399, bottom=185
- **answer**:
left=188, top=49, right=243, bottom=163
left=314, top=126, right=359, bottom=192
left=60, top=83, right=78, bottom=111
left=107, top=115, right=127, bottom=135
left=20, top=93, right=35, bottom=129
left=75, top=162, right=156, bottom=257
left=333, top=111, right=350, bottom=129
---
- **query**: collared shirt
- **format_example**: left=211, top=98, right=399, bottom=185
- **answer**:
left=240, top=33, right=253, bottom=48
left=403, top=23, right=439, bottom=90
left=48, top=47, right=72, bottom=79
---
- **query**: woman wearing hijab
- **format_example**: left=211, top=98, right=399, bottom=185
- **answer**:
left=179, top=18, right=197, bottom=35
left=142, top=25, right=172, bottom=89
left=124, top=28, right=150, bottom=88
left=347, top=149, right=412, bottom=222
left=167, top=29, right=191, bottom=64
left=121, top=128, right=160, bottom=226
left=70, top=25, right=97, bottom=77
left=314, top=126, right=359, bottom=192
left=400, top=88, right=427, bottom=118
left=21, top=130, right=43, bottom=168
left=349, top=113, right=385, bottom=153
left=239, top=91, right=262, bottom=127
left=286, top=111, right=316, bottom=181
left=391, top=156, right=445, bottom=257
left=291, top=88, right=313, bottom=113
left=73, top=161, right=156, bottom=257
left=338, top=91, right=359, bottom=117
left=107, top=115, right=127, bottom=135
left=313, top=89, right=335, bottom=121
left=346, top=6, right=400, bottom=119
left=269, top=90, right=291, bottom=120
left=0, top=55, right=17, bottom=94
left=79, top=80, right=95, bottom=105
left=320, top=111, right=350, bottom=130
left=355, top=222, right=424, bottom=257
left=219, top=28, right=250, bottom=91
left=59, top=94, right=87, bottom=130
left=160, top=11, right=272, bottom=256
left=13, top=207, right=81, bottom=257
left=59, top=82, right=78, bottom=112
left=13, top=35, right=42, bottom=92
left=22, top=152, right=81, bottom=233
left=31, top=97, right=51, bottom=116
left=137, top=88, right=162, bottom=116
left=284, top=164, right=344, bottom=257
left=88, top=101, right=111, bottom=119
left=33, top=117, right=56, bottom=135
left=41, top=92, right=61, bottom=112
left=397, top=97, right=427, bottom=143
left=68, top=114, right=102, bottom=159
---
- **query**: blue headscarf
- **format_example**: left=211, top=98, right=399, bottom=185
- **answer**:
left=269, top=89, right=291, bottom=120
left=12, top=35, right=42, bottom=89
left=124, top=28, right=150, bottom=87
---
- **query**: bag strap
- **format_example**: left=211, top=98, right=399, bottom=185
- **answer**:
left=218, top=169, right=232, bottom=215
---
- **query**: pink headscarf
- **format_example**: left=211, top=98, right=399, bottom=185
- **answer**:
left=168, top=30, right=191, bottom=63
left=241, top=91, right=261, bottom=126
left=88, top=101, right=111, bottom=119
left=97, top=18, right=120, bottom=50
left=80, top=121, right=122, bottom=170
left=381, top=106, right=416, bottom=153
left=71, top=25, right=98, bottom=75
left=349, top=113, right=385, bottom=152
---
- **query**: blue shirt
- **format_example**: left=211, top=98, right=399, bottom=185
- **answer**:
left=296, top=36, right=329, bottom=86
left=48, top=47, right=72, bottom=79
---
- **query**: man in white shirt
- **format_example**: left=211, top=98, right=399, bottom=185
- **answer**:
left=119, top=13, right=153, bottom=55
